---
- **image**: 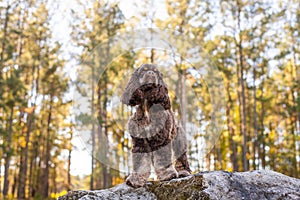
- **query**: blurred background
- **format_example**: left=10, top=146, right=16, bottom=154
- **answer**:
left=0, top=0, right=299, bottom=199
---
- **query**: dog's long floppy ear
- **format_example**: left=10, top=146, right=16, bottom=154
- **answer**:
left=148, top=71, right=171, bottom=110
left=157, top=70, right=167, bottom=88
left=155, top=70, right=171, bottom=110
left=121, top=68, right=142, bottom=106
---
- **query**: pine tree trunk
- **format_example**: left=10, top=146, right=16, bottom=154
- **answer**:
left=259, top=66, right=266, bottom=169
left=11, top=167, right=18, bottom=198
left=90, top=64, right=95, bottom=190
left=28, top=147, right=34, bottom=197
left=42, top=96, right=53, bottom=198
left=3, top=105, right=14, bottom=197
left=67, top=124, right=73, bottom=191
left=290, top=61, right=299, bottom=177
left=96, top=85, right=102, bottom=189
left=150, top=48, right=155, bottom=63
left=236, top=0, right=248, bottom=171
left=253, top=67, right=258, bottom=170
left=182, top=70, right=187, bottom=131
left=225, top=79, right=239, bottom=171
left=29, top=140, right=38, bottom=197
left=103, top=73, right=109, bottom=189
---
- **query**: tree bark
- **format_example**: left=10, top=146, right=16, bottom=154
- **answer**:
left=259, top=66, right=266, bottom=169
left=67, top=124, right=74, bottom=191
left=225, top=79, right=239, bottom=171
left=90, top=63, right=95, bottom=190
left=3, top=105, right=14, bottom=197
left=41, top=95, right=53, bottom=198
left=253, top=67, right=258, bottom=170
left=236, top=0, right=248, bottom=171
left=290, top=60, right=299, bottom=177
left=102, top=72, right=109, bottom=189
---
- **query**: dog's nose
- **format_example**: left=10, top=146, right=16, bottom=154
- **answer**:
left=146, top=71, right=155, bottom=76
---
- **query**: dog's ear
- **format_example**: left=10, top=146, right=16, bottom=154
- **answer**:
left=159, top=85, right=171, bottom=110
left=157, top=71, right=171, bottom=109
left=157, top=70, right=168, bottom=88
left=121, top=67, right=141, bottom=106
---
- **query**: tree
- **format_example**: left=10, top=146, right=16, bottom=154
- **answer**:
left=72, top=0, right=125, bottom=189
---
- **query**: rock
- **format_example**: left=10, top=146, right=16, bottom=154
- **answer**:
left=58, top=170, right=300, bottom=200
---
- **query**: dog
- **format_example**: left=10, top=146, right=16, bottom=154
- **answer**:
left=121, top=64, right=191, bottom=188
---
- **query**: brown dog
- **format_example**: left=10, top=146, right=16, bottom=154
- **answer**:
left=121, top=64, right=191, bottom=188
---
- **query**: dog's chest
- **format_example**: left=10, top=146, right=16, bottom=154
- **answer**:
left=138, top=111, right=150, bottom=127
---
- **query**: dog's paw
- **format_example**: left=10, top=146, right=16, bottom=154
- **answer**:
left=177, top=170, right=191, bottom=178
left=125, top=173, right=147, bottom=188
left=156, top=167, right=178, bottom=181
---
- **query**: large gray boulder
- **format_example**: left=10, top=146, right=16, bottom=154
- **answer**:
left=58, top=170, right=300, bottom=200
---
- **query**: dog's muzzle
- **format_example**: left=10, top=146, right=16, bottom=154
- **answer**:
left=140, top=71, right=158, bottom=85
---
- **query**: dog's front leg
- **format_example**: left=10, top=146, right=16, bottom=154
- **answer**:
left=152, top=144, right=177, bottom=181
left=126, top=151, right=151, bottom=188
left=126, top=111, right=151, bottom=188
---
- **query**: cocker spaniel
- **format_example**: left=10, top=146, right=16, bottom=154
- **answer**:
left=121, top=64, right=191, bottom=188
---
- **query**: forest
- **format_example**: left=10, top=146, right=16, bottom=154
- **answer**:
left=0, top=0, right=299, bottom=199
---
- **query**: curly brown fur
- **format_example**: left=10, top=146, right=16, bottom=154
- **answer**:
left=122, top=64, right=191, bottom=187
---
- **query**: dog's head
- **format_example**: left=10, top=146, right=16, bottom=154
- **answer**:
left=121, top=64, right=170, bottom=109
left=137, top=64, right=162, bottom=86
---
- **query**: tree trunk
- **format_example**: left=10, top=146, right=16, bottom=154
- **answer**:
left=29, top=140, right=38, bottom=197
left=90, top=64, right=95, bottom=190
left=176, top=62, right=187, bottom=130
left=28, top=147, right=34, bottom=197
left=11, top=166, right=18, bottom=198
left=290, top=61, right=299, bottom=177
left=96, top=80, right=103, bottom=189
left=182, top=71, right=187, bottom=131
left=103, top=73, right=109, bottom=189
left=225, top=79, right=239, bottom=171
left=41, top=95, right=53, bottom=198
left=67, top=124, right=74, bottom=191
left=236, top=0, right=248, bottom=171
left=150, top=49, right=155, bottom=63
left=34, top=96, right=46, bottom=197
left=253, top=67, right=258, bottom=170
left=3, top=105, right=14, bottom=197
left=206, top=152, right=211, bottom=171
left=259, top=66, right=266, bottom=169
